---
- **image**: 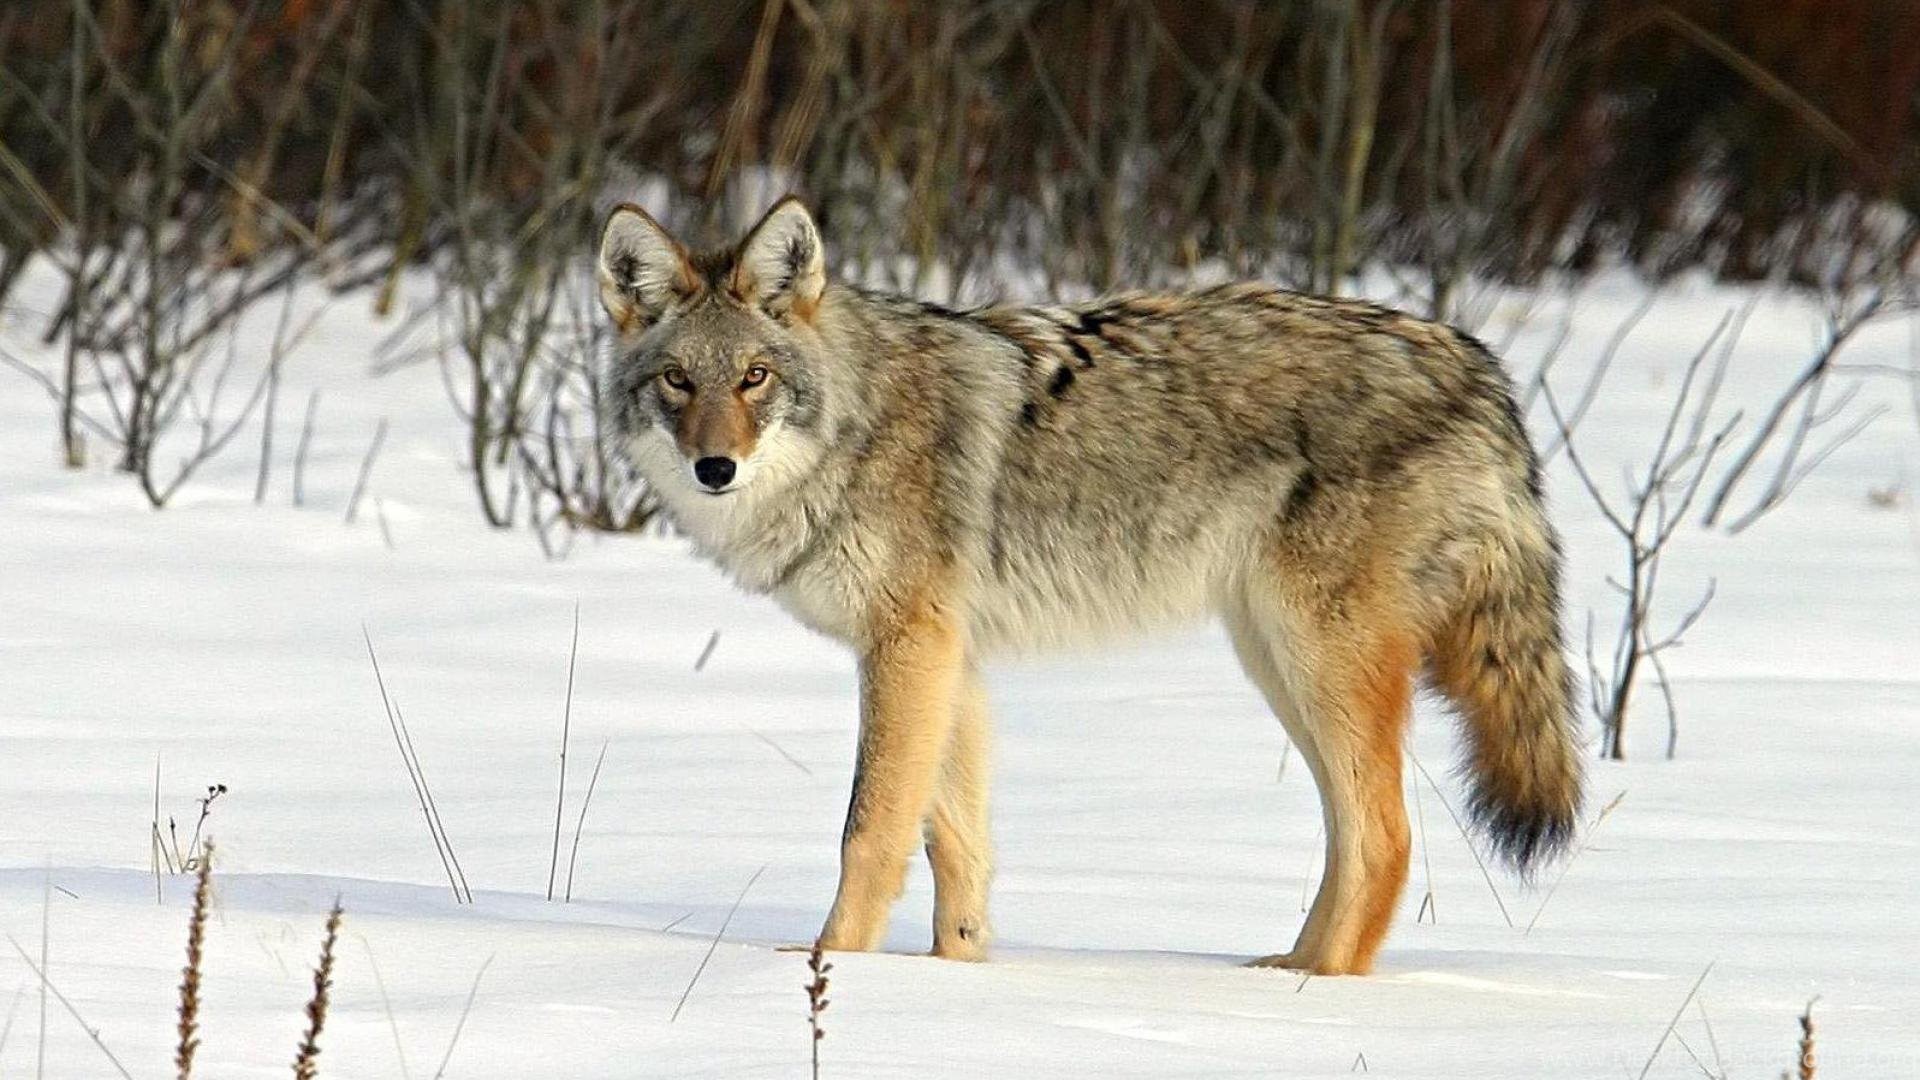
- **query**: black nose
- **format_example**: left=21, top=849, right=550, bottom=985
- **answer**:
left=693, top=456, right=736, bottom=490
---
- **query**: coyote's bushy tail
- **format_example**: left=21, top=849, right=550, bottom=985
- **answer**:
left=1428, top=505, right=1583, bottom=875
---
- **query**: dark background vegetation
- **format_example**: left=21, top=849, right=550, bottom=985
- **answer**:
left=1, top=0, right=1916, bottom=311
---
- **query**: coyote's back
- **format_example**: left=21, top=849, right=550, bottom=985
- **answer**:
left=597, top=199, right=1582, bottom=976
left=969, top=283, right=1582, bottom=867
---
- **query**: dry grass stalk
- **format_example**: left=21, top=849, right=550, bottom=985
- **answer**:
left=360, top=941, right=414, bottom=1080
left=4, top=932, right=135, bottom=1079
left=670, top=865, right=766, bottom=1023
left=177, top=784, right=227, bottom=872
left=1637, top=961, right=1715, bottom=1080
left=0, top=986, right=22, bottom=1060
left=1525, top=789, right=1628, bottom=935
left=1408, top=766, right=1436, bottom=924
left=177, top=840, right=214, bottom=1080
left=292, top=899, right=345, bottom=1080
left=364, top=627, right=471, bottom=902
left=432, top=954, right=494, bottom=1080
left=344, top=418, right=389, bottom=525
left=749, top=729, right=814, bottom=777
left=1409, top=755, right=1513, bottom=927
left=564, top=737, right=612, bottom=902
left=547, top=604, right=581, bottom=901
left=694, top=630, right=720, bottom=671
left=292, top=389, right=320, bottom=508
left=152, top=754, right=168, bottom=900
left=804, top=939, right=832, bottom=1080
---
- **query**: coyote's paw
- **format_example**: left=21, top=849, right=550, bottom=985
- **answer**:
left=930, top=937, right=988, bottom=962
left=1243, top=951, right=1310, bottom=971
left=1244, top=951, right=1366, bottom=976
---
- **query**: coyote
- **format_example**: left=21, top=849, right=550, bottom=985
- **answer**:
left=596, top=198, right=1582, bottom=975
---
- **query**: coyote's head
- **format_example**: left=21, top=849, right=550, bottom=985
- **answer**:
left=596, top=197, right=830, bottom=504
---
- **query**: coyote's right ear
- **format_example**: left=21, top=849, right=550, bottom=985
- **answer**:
left=597, top=205, right=693, bottom=337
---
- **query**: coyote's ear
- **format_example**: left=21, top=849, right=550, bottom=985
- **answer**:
left=731, top=197, right=825, bottom=322
left=598, top=205, right=693, bottom=337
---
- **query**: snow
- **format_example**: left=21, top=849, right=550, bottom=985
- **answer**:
left=2, top=262, right=1917, bottom=1078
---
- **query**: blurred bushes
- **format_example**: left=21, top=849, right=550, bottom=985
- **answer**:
left=0, top=0, right=1914, bottom=308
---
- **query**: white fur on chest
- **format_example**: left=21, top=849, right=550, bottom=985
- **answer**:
left=643, top=466, right=866, bottom=644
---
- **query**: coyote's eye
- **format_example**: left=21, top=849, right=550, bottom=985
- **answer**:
left=740, top=365, right=771, bottom=389
left=661, top=367, right=692, bottom=392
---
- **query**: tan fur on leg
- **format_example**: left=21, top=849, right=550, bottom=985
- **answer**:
left=1345, top=635, right=1416, bottom=972
left=1224, top=603, right=1338, bottom=967
left=818, top=592, right=965, bottom=952
left=1230, top=573, right=1417, bottom=976
left=926, top=667, right=993, bottom=960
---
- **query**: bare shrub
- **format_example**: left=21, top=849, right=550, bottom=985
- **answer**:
left=373, top=3, right=660, bottom=535
left=1544, top=313, right=1742, bottom=760
left=1702, top=235, right=1919, bottom=532
left=152, top=783, right=226, bottom=877
left=0, top=2, right=324, bottom=505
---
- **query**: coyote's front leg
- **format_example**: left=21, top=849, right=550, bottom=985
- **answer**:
left=817, top=595, right=964, bottom=953
left=926, top=668, right=992, bottom=960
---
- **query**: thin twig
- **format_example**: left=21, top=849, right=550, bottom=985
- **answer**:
left=1672, top=1031, right=1720, bottom=1079
left=749, top=729, right=814, bottom=777
left=564, top=738, right=611, bottom=903
left=152, top=753, right=165, bottom=902
left=1409, top=766, right=1436, bottom=924
left=1637, top=962, right=1716, bottom=1080
left=1703, top=288, right=1888, bottom=529
left=431, top=954, right=493, bottom=1080
left=547, top=604, right=580, bottom=901
left=253, top=283, right=298, bottom=505
left=1699, top=998, right=1726, bottom=1079
left=670, top=865, right=767, bottom=1023
left=364, top=628, right=468, bottom=902
left=292, top=389, right=319, bottom=507
left=37, top=870, right=49, bottom=1080
left=0, top=985, right=24, bottom=1062
left=1536, top=287, right=1657, bottom=464
left=5, top=935, right=135, bottom=1080
left=1409, top=756, right=1513, bottom=927
left=361, top=939, right=413, bottom=1080
left=345, top=417, right=389, bottom=524
left=1525, top=790, right=1626, bottom=934
left=392, top=699, right=470, bottom=902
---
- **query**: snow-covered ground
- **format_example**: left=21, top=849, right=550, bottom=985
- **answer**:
left=2, top=262, right=1916, bottom=1078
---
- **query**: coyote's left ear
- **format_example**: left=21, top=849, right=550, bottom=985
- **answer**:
left=731, top=197, right=825, bottom=322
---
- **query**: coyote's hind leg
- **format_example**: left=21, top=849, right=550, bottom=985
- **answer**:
left=1227, top=581, right=1416, bottom=976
